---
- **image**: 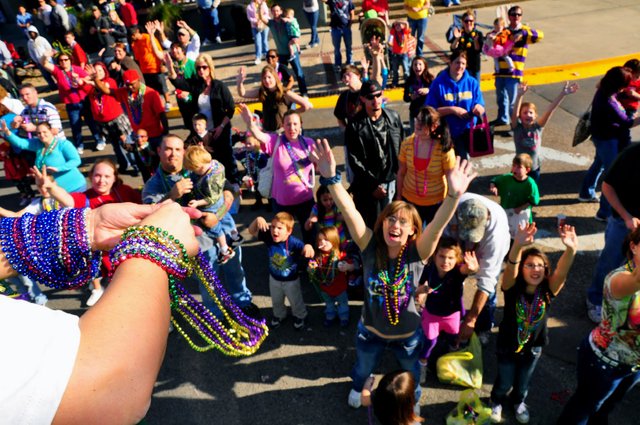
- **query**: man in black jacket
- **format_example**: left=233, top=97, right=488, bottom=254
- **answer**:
left=345, top=80, right=404, bottom=228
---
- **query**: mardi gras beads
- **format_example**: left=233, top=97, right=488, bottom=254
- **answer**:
left=515, top=286, right=546, bottom=353
left=378, top=244, right=411, bottom=326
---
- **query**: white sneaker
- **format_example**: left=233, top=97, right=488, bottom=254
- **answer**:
left=33, top=294, right=48, bottom=306
left=586, top=299, right=602, bottom=323
left=514, top=402, right=530, bottom=424
left=76, top=144, right=84, bottom=155
left=254, top=57, right=262, bottom=65
left=96, top=140, right=106, bottom=151
left=347, top=389, right=361, bottom=408
left=215, top=36, right=222, bottom=44
left=490, top=403, right=502, bottom=423
left=86, top=287, right=104, bottom=307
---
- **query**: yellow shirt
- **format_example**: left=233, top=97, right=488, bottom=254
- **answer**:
left=404, top=0, right=429, bottom=20
left=398, top=134, right=455, bottom=206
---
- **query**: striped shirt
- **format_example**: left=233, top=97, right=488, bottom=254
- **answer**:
left=398, top=134, right=456, bottom=206
left=495, top=24, right=543, bottom=80
left=20, top=99, right=62, bottom=132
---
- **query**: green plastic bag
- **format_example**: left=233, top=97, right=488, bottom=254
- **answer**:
left=436, top=333, right=483, bottom=389
left=446, top=389, right=492, bottom=425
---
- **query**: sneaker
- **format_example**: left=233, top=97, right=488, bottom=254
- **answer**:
left=490, top=403, right=503, bottom=423
left=254, top=57, right=262, bottom=65
left=33, top=293, right=48, bottom=306
left=96, top=140, right=106, bottom=151
left=76, top=144, right=84, bottom=155
left=230, top=234, right=244, bottom=249
left=347, top=389, right=362, bottom=408
left=595, top=213, right=608, bottom=223
left=578, top=195, right=600, bottom=203
left=217, top=247, right=236, bottom=264
left=86, top=287, right=104, bottom=307
left=514, top=402, right=530, bottom=424
left=586, top=299, right=602, bottom=323
left=293, top=317, right=306, bottom=330
left=215, top=36, right=222, bottom=44
left=202, top=39, right=212, bottom=46
left=165, top=102, right=172, bottom=112
left=270, top=316, right=283, bottom=328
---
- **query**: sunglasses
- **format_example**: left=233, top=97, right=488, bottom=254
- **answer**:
left=509, top=12, right=522, bottom=16
left=267, top=55, right=277, bottom=59
left=365, top=92, right=382, bottom=100
left=463, top=19, right=474, bottom=23
left=196, top=65, right=209, bottom=70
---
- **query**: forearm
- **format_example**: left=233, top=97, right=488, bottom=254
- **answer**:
left=49, top=184, right=75, bottom=207
left=327, top=180, right=369, bottom=250
left=465, top=290, right=489, bottom=323
left=549, top=247, right=576, bottom=294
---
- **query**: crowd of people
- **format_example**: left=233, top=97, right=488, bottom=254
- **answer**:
left=1, top=1, right=640, bottom=425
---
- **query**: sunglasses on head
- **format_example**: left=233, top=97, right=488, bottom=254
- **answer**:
left=365, top=92, right=382, bottom=100
left=509, top=12, right=522, bottom=16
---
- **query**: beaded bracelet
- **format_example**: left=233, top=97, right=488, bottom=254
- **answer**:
left=319, top=174, right=342, bottom=186
left=109, top=226, right=269, bottom=356
left=0, top=208, right=100, bottom=289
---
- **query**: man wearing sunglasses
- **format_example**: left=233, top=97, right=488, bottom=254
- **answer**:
left=491, top=5, right=543, bottom=129
left=345, top=80, right=404, bottom=228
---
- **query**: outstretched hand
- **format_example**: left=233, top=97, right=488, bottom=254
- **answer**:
left=558, top=224, right=578, bottom=250
left=446, top=157, right=477, bottom=198
left=309, top=138, right=336, bottom=178
left=89, top=201, right=202, bottom=253
left=238, top=103, right=253, bottom=126
left=514, top=222, right=537, bottom=247
left=563, top=81, right=579, bottom=95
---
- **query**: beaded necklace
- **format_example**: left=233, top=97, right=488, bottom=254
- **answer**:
left=35, top=139, right=58, bottom=171
left=515, top=285, right=546, bottom=353
left=309, top=251, right=337, bottom=287
left=282, top=135, right=314, bottom=189
left=127, top=84, right=146, bottom=125
left=378, top=244, right=410, bottom=326
left=413, top=134, right=434, bottom=196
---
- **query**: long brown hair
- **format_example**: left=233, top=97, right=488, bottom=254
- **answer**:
left=373, top=370, right=424, bottom=425
left=258, top=65, right=286, bottom=103
left=316, top=226, right=341, bottom=258
left=373, top=201, right=422, bottom=269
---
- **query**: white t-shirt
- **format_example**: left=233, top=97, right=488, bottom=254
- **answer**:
left=0, top=296, right=80, bottom=424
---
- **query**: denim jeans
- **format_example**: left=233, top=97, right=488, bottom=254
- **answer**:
left=200, top=7, right=220, bottom=41
left=7, top=274, right=45, bottom=300
left=452, top=132, right=470, bottom=161
left=304, top=10, right=320, bottom=45
left=351, top=321, right=423, bottom=402
left=495, top=77, right=519, bottom=124
left=587, top=216, right=627, bottom=306
left=408, top=17, right=428, bottom=57
left=277, top=52, right=308, bottom=95
left=491, top=346, right=542, bottom=405
left=579, top=137, right=618, bottom=218
left=321, top=291, right=349, bottom=321
left=330, top=26, right=353, bottom=67
left=557, top=336, right=640, bottom=424
left=65, top=100, right=101, bottom=148
left=390, top=53, right=410, bottom=86
left=252, top=27, right=270, bottom=59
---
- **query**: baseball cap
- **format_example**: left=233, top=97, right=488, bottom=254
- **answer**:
left=123, top=70, right=140, bottom=84
left=177, top=29, right=189, bottom=36
left=360, top=80, right=382, bottom=98
left=91, top=5, right=99, bottom=11
left=457, top=199, right=488, bottom=243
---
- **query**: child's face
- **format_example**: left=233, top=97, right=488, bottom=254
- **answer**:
left=434, top=247, right=458, bottom=275
left=519, top=106, right=537, bottom=126
left=193, top=162, right=210, bottom=176
left=136, top=131, right=148, bottom=146
left=521, top=255, right=546, bottom=287
left=317, top=234, right=333, bottom=253
left=512, top=163, right=529, bottom=181
left=271, top=220, right=292, bottom=243
left=19, top=6, right=26, bottom=13
left=285, top=10, right=294, bottom=18
left=412, top=59, right=425, bottom=75
left=319, top=193, right=334, bottom=211
left=494, top=22, right=504, bottom=32
left=193, top=119, right=207, bottom=134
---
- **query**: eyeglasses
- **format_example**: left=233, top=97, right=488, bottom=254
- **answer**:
left=523, top=264, right=545, bottom=270
left=196, top=65, right=209, bottom=70
left=365, top=92, right=382, bottom=101
left=385, top=216, right=412, bottom=228
left=509, top=12, right=522, bottom=16
left=267, top=55, right=277, bottom=59
left=463, top=19, right=474, bottom=23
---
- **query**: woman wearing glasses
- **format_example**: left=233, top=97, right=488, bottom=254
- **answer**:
left=450, top=10, right=484, bottom=82
left=489, top=222, right=578, bottom=424
left=168, top=54, right=238, bottom=182
left=309, top=138, right=476, bottom=413
left=236, top=64, right=312, bottom=132
left=426, top=49, right=485, bottom=159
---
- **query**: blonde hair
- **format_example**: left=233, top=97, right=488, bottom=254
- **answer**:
left=195, top=54, right=216, bottom=79
left=317, top=226, right=341, bottom=258
left=273, top=212, right=295, bottom=232
left=183, top=145, right=212, bottom=171
left=513, top=153, right=533, bottom=170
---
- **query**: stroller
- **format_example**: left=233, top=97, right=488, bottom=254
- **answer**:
left=360, top=11, right=390, bottom=88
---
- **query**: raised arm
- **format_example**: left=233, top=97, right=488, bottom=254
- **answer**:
left=502, top=222, right=536, bottom=291
left=32, top=166, right=75, bottom=207
left=538, top=81, right=579, bottom=127
left=238, top=103, right=271, bottom=145
left=236, top=66, right=260, bottom=99
left=284, top=90, right=313, bottom=112
left=548, top=224, right=578, bottom=295
left=416, top=157, right=477, bottom=260
left=511, top=82, right=527, bottom=128
left=310, top=138, right=371, bottom=251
